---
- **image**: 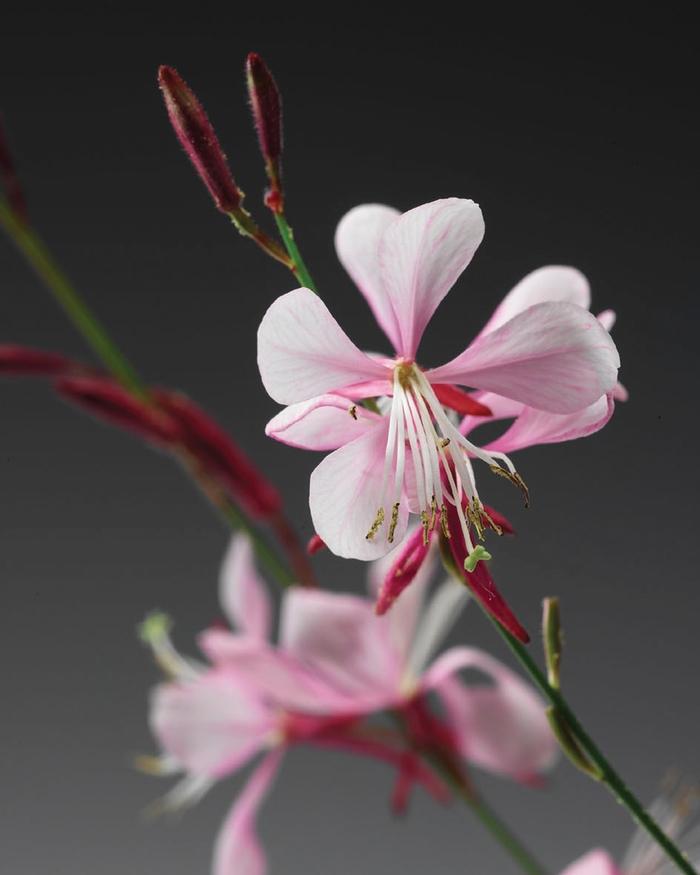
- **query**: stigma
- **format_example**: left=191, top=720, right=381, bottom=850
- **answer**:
left=365, top=361, right=526, bottom=571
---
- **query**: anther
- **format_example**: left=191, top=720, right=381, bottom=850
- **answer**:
left=439, top=437, right=451, bottom=448
left=420, top=510, right=431, bottom=546
left=348, top=404, right=358, bottom=420
left=388, top=502, right=401, bottom=543
left=440, top=504, right=451, bottom=538
left=490, top=465, right=531, bottom=507
left=366, top=506, right=385, bottom=541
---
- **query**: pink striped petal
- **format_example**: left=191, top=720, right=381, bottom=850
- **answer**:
left=560, top=850, right=622, bottom=875
left=309, top=419, right=409, bottom=560
left=150, top=672, right=272, bottom=778
left=424, top=647, right=558, bottom=779
left=335, top=203, right=402, bottom=351
left=485, top=393, right=615, bottom=454
left=213, top=750, right=284, bottom=875
left=219, top=535, right=272, bottom=641
left=265, top=394, right=382, bottom=450
left=280, top=589, right=401, bottom=699
left=481, top=266, right=591, bottom=335
left=378, top=198, right=485, bottom=358
left=427, top=301, right=620, bottom=414
left=257, top=288, right=387, bottom=405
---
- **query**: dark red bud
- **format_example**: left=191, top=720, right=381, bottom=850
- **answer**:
left=306, top=533, right=326, bottom=555
left=0, top=116, right=28, bottom=223
left=432, top=384, right=492, bottom=417
left=158, top=66, right=243, bottom=213
left=0, top=344, right=72, bottom=376
left=56, top=376, right=180, bottom=445
left=246, top=52, right=283, bottom=210
left=153, top=390, right=282, bottom=520
left=376, top=526, right=431, bottom=616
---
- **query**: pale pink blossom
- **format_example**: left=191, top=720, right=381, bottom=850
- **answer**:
left=561, top=787, right=700, bottom=875
left=142, top=532, right=557, bottom=873
left=259, top=199, right=620, bottom=573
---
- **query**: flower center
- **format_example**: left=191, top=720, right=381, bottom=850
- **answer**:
left=365, top=362, right=527, bottom=571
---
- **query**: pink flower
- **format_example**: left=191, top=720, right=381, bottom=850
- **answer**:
left=560, top=785, right=699, bottom=875
left=142, top=532, right=557, bottom=873
left=259, top=199, right=620, bottom=573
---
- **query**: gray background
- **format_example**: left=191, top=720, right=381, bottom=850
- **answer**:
left=1, top=6, right=698, bottom=874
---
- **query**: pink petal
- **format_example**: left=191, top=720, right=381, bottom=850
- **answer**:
left=481, top=265, right=591, bottom=335
left=378, top=198, right=485, bottom=358
left=265, top=393, right=382, bottom=450
left=150, top=671, right=272, bottom=778
left=257, top=288, right=387, bottom=405
left=212, top=750, right=284, bottom=875
left=427, top=301, right=620, bottom=414
left=424, top=647, right=558, bottom=779
left=309, top=419, right=409, bottom=560
left=559, top=850, right=622, bottom=875
left=198, top=631, right=360, bottom=714
left=335, top=203, right=402, bottom=351
left=280, top=589, right=400, bottom=700
left=485, top=393, right=615, bottom=454
left=219, top=535, right=272, bottom=641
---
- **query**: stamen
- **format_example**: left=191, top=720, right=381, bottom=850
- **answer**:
left=490, top=465, right=530, bottom=507
left=388, top=502, right=401, bottom=543
left=440, top=437, right=450, bottom=448
left=348, top=404, right=358, bottom=420
left=420, top=509, right=431, bottom=545
left=440, top=504, right=450, bottom=538
left=366, top=506, right=385, bottom=541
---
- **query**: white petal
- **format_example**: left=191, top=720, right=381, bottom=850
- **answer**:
left=257, top=288, right=387, bottom=405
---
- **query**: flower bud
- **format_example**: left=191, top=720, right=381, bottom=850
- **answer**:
left=0, top=344, right=71, bottom=376
left=542, top=597, right=563, bottom=689
left=306, top=533, right=326, bottom=555
left=56, top=376, right=180, bottom=445
left=153, top=390, right=282, bottom=520
left=245, top=52, right=283, bottom=212
left=158, top=66, right=244, bottom=214
left=0, top=116, right=28, bottom=223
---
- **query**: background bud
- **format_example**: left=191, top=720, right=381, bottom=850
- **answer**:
left=0, top=344, right=71, bottom=376
left=0, top=116, right=28, bottom=222
left=158, top=66, right=243, bottom=213
left=246, top=52, right=283, bottom=211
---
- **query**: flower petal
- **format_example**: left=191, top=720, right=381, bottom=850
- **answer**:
left=559, top=850, right=622, bottom=875
left=280, top=589, right=401, bottom=700
left=150, top=671, right=272, bottom=778
left=219, top=535, right=272, bottom=641
left=335, top=203, right=402, bottom=351
left=309, top=419, right=409, bottom=560
left=257, top=288, right=387, bottom=405
left=378, top=198, right=485, bottom=358
left=265, top=394, right=382, bottom=451
left=481, top=266, right=591, bottom=335
left=213, top=750, right=284, bottom=875
left=485, top=393, right=615, bottom=454
left=424, top=647, right=558, bottom=779
left=198, top=631, right=359, bottom=714
left=427, top=301, right=620, bottom=414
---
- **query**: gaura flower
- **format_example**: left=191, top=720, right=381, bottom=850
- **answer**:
left=142, top=531, right=557, bottom=874
left=259, top=198, right=620, bottom=572
left=560, top=784, right=699, bottom=875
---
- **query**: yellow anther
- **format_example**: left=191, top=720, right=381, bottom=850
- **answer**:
left=440, top=504, right=451, bottom=538
left=388, top=502, right=401, bottom=543
left=429, top=495, right=438, bottom=531
left=490, top=465, right=531, bottom=508
left=348, top=404, right=358, bottom=420
left=439, top=437, right=451, bottom=448
left=466, top=498, right=486, bottom=540
left=420, top=510, right=431, bottom=546
left=366, top=506, right=385, bottom=541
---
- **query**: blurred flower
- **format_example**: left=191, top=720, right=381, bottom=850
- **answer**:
left=259, top=199, right=620, bottom=578
left=561, top=784, right=699, bottom=875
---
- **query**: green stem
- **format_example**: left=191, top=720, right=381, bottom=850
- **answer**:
left=273, top=211, right=318, bottom=292
left=482, top=607, right=697, bottom=875
left=217, top=494, right=293, bottom=586
left=0, top=197, right=146, bottom=398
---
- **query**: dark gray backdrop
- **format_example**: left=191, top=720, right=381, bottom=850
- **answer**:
left=1, top=7, right=698, bottom=874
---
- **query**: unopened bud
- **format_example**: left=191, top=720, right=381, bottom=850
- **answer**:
left=158, top=66, right=244, bottom=214
left=153, top=390, right=282, bottom=520
left=246, top=53, right=284, bottom=212
left=56, top=376, right=180, bottom=445
left=0, top=344, right=71, bottom=376
left=546, top=706, right=602, bottom=780
left=542, top=597, right=563, bottom=689
left=0, top=116, right=28, bottom=223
